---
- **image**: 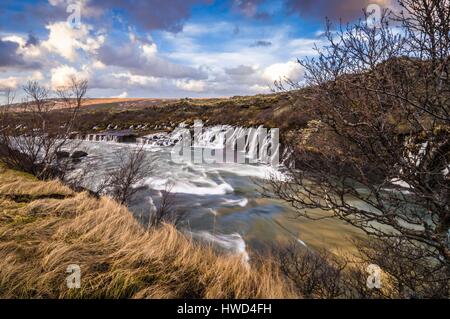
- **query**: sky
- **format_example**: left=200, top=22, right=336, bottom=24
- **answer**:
left=0, top=0, right=392, bottom=99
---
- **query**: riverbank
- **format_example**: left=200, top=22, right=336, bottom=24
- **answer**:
left=0, top=166, right=295, bottom=298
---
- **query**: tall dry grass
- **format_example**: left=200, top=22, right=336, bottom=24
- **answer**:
left=0, top=167, right=295, bottom=299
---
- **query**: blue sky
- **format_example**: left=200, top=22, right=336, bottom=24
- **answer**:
left=0, top=0, right=391, bottom=99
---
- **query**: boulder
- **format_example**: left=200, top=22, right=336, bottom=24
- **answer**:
left=71, top=151, right=88, bottom=159
left=56, top=151, right=70, bottom=159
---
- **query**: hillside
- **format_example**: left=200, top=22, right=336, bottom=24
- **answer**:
left=0, top=166, right=294, bottom=299
left=63, top=92, right=313, bottom=134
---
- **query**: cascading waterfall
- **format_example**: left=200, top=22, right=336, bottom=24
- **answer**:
left=68, top=126, right=364, bottom=261
left=137, top=123, right=280, bottom=166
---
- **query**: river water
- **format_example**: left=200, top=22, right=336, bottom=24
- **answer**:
left=72, top=129, right=364, bottom=260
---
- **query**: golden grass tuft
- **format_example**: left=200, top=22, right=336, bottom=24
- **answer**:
left=0, top=167, right=295, bottom=299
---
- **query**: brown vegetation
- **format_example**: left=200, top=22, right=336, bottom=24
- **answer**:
left=269, top=0, right=450, bottom=298
left=0, top=78, right=87, bottom=180
left=39, top=93, right=308, bottom=135
left=0, top=167, right=294, bottom=299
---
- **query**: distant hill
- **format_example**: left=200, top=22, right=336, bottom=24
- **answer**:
left=69, top=92, right=314, bottom=134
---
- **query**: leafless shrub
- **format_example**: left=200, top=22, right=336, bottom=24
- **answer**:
left=147, top=182, right=187, bottom=228
left=100, top=145, right=153, bottom=204
left=276, top=243, right=348, bottom=299
left=275, top=238, right=449, bottom=299
left=353, top=238, right=450, bottom=298
left=269, top=0, right=450, bottom=298
left=0, top=77, right=87, bottom=180
left=0, top=88, right=16, bottom=108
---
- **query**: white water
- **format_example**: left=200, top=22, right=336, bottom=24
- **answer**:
left=137, top=123, right=279, bottom=166
left=70, top=125, right=354, bottom=259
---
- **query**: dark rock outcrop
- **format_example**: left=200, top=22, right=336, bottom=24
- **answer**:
left=71, top=151, right=88, bottom=159
left=56, top=151, right=70, bottom=159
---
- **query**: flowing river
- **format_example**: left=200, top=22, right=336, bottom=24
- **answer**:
left=71, top=126, right=365, bottom=260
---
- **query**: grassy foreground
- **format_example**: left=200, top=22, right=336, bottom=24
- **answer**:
left=0, top=167, right=295, bottom=299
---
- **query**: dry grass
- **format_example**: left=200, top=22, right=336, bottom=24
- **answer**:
left=0, top=167, right=295, bottom=299
left=83, top=98, right=149, bottom=106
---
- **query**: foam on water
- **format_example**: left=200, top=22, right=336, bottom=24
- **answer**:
left=222, top=198, right=249, bottom=207
left=297, top=238, right=307, bottom=247
left=68, top=135, right=294, bottom=258
left=190, top=231, right=250, bottom=262
left=145, top=177, right=235, bottom=196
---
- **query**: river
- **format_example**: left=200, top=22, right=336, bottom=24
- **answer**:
left=71, top=126, right=365, bottom=260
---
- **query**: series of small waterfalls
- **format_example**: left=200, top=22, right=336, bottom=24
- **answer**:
left=75, top=122, right=281, bottom=166
left=72, top=122, right=362, bottom=259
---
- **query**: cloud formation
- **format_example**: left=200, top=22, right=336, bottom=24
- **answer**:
left=0, top=0, right=326, bottom=97
left=47, top=0, right=212, bottom=32
left=97, top=35, right=207, bottom=80
left=0, top=39, right=41, bottom=70
left=42, top=22, right=105, bottom=61
left=285, top=0, right=392, bottom=22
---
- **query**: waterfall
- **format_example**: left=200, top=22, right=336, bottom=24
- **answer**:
left=72, top=123, right=279, bottom=166
left=138, top=123, right=279, bottom=165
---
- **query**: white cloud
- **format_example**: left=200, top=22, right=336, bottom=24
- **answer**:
left=0, top=77, right=20, bottom=90
left=98, top=35, right=206, bottom=80
left=48, top=0, right=65, bottom=6
left=0, top=72, right=44, bottom=90
left=29, top=71, right=44, bottom=81
left=92, top=60, right=106, bottom=69
left=249, top=84, right=270, bottom=92
left=286, top=38, right=322, bottom=56
left=1, top=35, right=43, bottom=59
left=112, top=91, right=129, bottom=98
left=50, top=65, right=88, bottom=89
left=2, top=35, right=25, bottom=46
left=263, top=61, right=303, bottom=82
left=111, top=72, right=160, bottom=87
left=175, top=79, right=206, bottom=92
left=142, top=43, right=158, bottom=59
left=42, top=22, right=105, bottom=61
